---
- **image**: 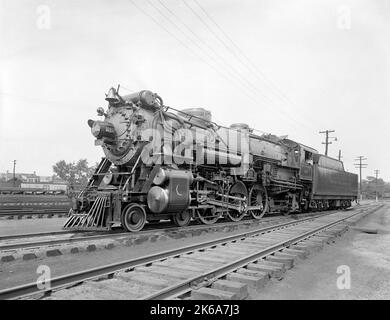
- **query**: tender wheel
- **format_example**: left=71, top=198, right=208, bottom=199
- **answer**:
left=227, top=181, right=248, bottom=222
left=196, top=207, right=219, bottom=225
left=248, top=184, right=268, bottom=220
left=309, top=200, right=317, bottom=211
left=324, top=200, right=330, bottom=210
left=171, top=210, right=191, bottom=227
left=121, top=203, right=146, bottom=232
left=302, top=200, right=310, bottom=212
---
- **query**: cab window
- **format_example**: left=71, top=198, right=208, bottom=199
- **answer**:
left=304, top=151, right=313, bottom=165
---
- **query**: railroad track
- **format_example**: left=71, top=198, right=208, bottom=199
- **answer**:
left=0, top=197, right=71, bottom=219
left=0, top=207, right=70, bottom=219
left=0, top=203, right=382, bottom=300
left=0, top=208, right=357, bottom=252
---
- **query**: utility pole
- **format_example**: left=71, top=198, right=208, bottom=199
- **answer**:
left=354, top=156, right=368, bottom=202
left=338, top=149, right=342, bottom=161
left=319, top=130, right=337, bottom=156
left=13, top=160, right=16, bottom=187
left=374, top=169, right=380, bottom=202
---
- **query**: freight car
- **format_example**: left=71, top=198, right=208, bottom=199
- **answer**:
left=0, top=187, right=65, bottom=195
left=64, top=87, right=358, bottom=232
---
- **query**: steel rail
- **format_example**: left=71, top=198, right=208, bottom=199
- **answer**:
left=0, top=202, right=70, bottom=206
left=0, top=207, right=69, bottom=210
left=0, top=210, right=350, bottom=300
left=0, top=230, right=90, bottom=242
left=0, top=210, right=69, bottom=217
left=0, top=209, right=341, bottom=251
left=0, top=206, right=69, bottom=209
left=0, top=207, right=69, bottom=212
left=142, top=204, right=384, bottom=300
left=0, top=215, right=286, bottom=250
left=0, top=219, right=253, bottom=249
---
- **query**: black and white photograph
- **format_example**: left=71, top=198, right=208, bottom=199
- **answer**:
left=0, top=0, right=389, bottom=307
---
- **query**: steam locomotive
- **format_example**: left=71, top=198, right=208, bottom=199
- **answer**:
left=64, top=87, right=358, bottom=232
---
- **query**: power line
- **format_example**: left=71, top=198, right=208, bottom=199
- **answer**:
left=374, top=169, right=380, bottom=202
left=153, top=0, right=309, bottom=134
left=188, top=0, right=321, bottom=132
left=319, top=129, right=337, bottom=156
left=13, top=160, right=16, bottom=187
left=128, top=0, right=248, bottom=98
left=354, top=156, right=368, bottom=201
left=191, top=0, right=291, bottom=105
left=182, top=0, right=281, bottom=107
left=146, top=0, right=272, bottom=107
left=338, top=149, right=342, bottom=161
left=128, top=0, right=281, bottom=126
left=155, top=0, right=274, bottom=105
left=129, top=0, right=305, bottom=134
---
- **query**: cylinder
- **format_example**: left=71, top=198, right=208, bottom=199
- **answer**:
left=147, top=186, right=169, bottom=213
left=147, top=169, right=193, bottom=214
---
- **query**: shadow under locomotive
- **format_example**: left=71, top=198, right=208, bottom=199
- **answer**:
left=64, top=87, right=358, bottom=232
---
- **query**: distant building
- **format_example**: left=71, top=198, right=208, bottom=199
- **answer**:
left=0, top=171, right=39, bottom=183
left=39, top=176, right=53, bottom=183
left=0, top=171, right=68, bottom=192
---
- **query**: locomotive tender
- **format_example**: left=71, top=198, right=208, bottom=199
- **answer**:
left=64, top=87, right=358, bottom=232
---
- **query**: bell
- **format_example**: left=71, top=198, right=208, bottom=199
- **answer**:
left=96, top=107, right=105, bottom=116
left=105, top=87, right=120, bottom=103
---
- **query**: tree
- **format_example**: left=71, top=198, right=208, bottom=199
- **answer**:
left=52, top=159, right=94, bottom=187
left=362, top=176, right=386, bottom=199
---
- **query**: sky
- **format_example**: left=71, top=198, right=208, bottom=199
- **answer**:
left=0, top=0, right=389, bottom=180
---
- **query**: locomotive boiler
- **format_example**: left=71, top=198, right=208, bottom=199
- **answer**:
left=64, top=87, right=358, bottom=232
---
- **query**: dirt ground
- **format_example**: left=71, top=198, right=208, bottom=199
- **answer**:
left=0, top=218, right=68, bottom=236
left=251, top=202, right=390, bottom=299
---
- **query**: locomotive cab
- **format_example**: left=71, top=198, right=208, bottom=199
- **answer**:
left=299, top=145, right=318, bottom=181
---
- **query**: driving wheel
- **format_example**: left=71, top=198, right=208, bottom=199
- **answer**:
left=248, top=184, right=268, bottom=219
left=227, top=181, right=248, bottom=222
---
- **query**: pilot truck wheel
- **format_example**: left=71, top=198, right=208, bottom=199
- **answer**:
left=121, top=203, right=146, bottom=232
